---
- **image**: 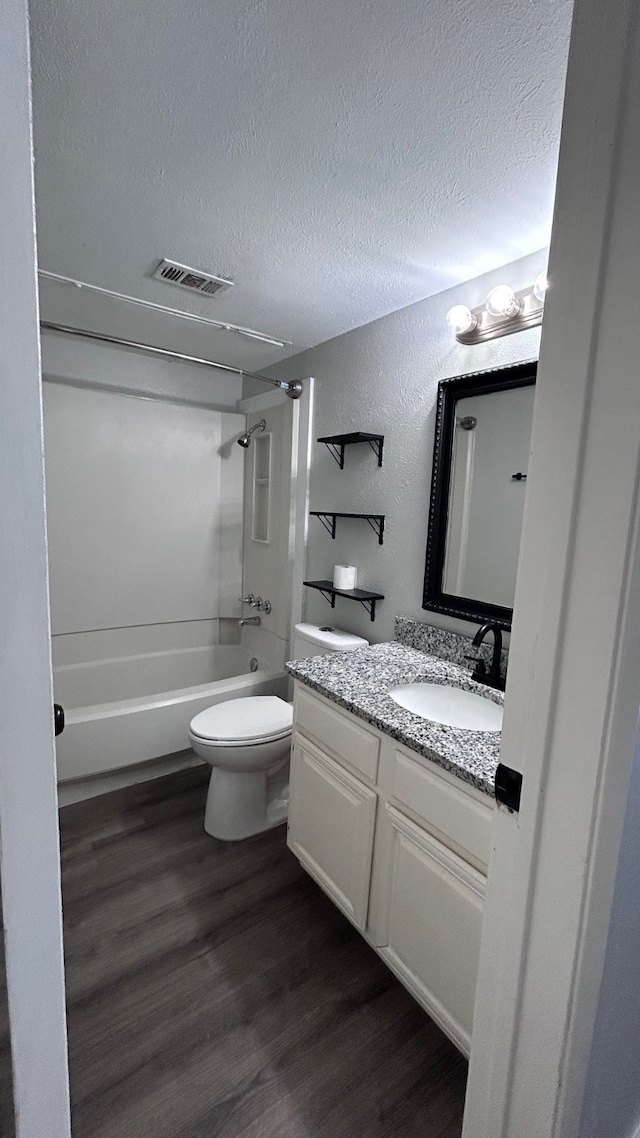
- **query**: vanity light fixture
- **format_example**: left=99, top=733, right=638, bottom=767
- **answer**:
left=446, top=274, right=548, bottom=345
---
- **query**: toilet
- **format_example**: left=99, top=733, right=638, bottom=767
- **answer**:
left=189, top=623, right=369, bottom=840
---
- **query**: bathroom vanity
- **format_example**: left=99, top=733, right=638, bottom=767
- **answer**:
left=286, top=639, right=503, bottom=1057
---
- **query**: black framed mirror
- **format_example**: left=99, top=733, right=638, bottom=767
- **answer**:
left=422, top=360, right=537, bottom=629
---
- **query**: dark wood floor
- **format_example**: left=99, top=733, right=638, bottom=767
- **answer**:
left=59, top=766, right=467, bottom=1138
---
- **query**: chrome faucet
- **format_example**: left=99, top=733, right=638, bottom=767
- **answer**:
left=465, top=622, right=505, bottom=691
left=238, top=616, right=261, bottom=627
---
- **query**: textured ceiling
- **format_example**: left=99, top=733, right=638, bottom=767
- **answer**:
left=29, top=0, right=573, bottom=371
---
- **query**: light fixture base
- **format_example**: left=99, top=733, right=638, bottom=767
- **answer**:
left=456, top=286, right=544, bottom=345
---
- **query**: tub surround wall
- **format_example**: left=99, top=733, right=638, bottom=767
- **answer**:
left=53, top=642, right=249, bottom=708
left=239, top=395, right=309, bottom=673
left=41, top=328, right=243, bottom=410
left=261, top=249, right=546, bottom=644
left=44, top=381, right=245, bottom=705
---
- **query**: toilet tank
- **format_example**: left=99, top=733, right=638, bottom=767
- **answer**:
left=292, top=623, right=369, bottom=658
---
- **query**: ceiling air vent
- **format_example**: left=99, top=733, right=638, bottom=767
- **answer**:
left=153, top=258, right=234, bottom=298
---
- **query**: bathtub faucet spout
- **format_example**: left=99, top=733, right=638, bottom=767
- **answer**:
left=238, top=616, right=261, bottom=627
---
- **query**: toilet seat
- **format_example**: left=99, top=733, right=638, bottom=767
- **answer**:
left=189, top=695, right=293, bottom=746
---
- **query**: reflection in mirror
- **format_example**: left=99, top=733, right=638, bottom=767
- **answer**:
left=424, top=362, right=536, bottom=628
left=443, top=385, right=535, bottom=607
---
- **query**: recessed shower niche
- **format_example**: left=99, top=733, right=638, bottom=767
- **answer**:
left=252, top=430, right=272, bottom=543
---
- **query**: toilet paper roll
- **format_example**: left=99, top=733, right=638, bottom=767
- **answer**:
left=333, top=564, right=358, bottom=591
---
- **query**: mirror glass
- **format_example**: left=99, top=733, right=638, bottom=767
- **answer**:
left=423, top=362, right=536, bottom=628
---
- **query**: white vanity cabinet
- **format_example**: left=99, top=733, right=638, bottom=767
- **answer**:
left=288, top=682, right=494, bottom=1056
left=288, top=734, right=377, bottom=931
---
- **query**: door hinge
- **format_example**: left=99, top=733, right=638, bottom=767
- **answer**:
left=495, top=763, right=522, bottom=812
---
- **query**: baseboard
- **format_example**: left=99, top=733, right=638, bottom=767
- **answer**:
left=57, top=749, right=204, bottom=807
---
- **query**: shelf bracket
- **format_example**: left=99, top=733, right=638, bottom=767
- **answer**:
left=367, top=437, right=384, bottom=466
left=315, top=585, right=337, bottom=608
left=314, top=512, right=338, bottom=538
left=365, top=515, right=385, bottom=544
left=323, top=442, right=346, bottom=469
left=358, top=596, right=379, bottom=621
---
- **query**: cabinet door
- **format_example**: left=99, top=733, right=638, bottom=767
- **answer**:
left=288, top=733, right=377, bottom=931
left=380, top=805, right=486, bottom=1055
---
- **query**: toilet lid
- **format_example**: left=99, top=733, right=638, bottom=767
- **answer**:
left=190, top=696, right=293, bottom=744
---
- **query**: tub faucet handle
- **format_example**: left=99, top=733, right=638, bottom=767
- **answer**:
left=240, top=594, right=255, bottom=606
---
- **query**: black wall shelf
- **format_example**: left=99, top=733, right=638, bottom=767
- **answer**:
left=310, top=511, right=385, bottom=545
left=317, top=432, right=384, bottom=469
left=303, top=579, right=384, bottom=622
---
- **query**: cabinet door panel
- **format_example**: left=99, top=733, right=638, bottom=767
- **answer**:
left=392, top=745, right=493, bottom=871
left=381, top=805, right=486, bottom=1054
left=288, top=735, right=377, bottom=931
left=294, top=684, right=380, bottom=783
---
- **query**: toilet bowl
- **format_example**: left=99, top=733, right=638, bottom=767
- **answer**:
left=190, top=624, right=370, bottom=842
left=189, top=695, right=293, bottom=840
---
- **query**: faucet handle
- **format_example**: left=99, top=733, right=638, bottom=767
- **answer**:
left=240, top=594, right=255, bottom=606
left=464, top=654, right=487, bottom=674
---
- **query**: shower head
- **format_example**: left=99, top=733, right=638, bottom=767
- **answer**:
left=237, top=419, right=266, bottom=448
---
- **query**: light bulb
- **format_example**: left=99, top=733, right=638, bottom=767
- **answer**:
left=533, top=272, right=548, bottom=303
left=446, top=305, right=477, bottom=335
left=486, top=285, right=520, bottom=319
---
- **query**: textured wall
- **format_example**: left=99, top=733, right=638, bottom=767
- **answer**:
left=264, top=250, right=545, bottom=644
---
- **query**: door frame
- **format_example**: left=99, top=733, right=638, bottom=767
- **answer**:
left=463, top=0, right=640, bottom=1133
left=0, top=0, right=71, bottom=1132
left=4, top=0, right=640, bottom=1130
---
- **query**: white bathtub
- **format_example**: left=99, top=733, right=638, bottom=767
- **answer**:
left=53, top=644, right=288, bottom=782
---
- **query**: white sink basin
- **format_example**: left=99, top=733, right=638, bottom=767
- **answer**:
left=388, top=683, right=503, bottom=732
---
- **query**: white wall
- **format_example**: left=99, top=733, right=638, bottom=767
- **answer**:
left=263, top=249, right=546, bottom=643
left=43, top=381, right=244, bottom=683
left=0, top=0, right=71, bottom=1129
left=579, top=723, right=640, bottom=1138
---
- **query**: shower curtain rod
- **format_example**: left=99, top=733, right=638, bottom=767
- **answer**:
left=40, top=322, right=303, bottom=399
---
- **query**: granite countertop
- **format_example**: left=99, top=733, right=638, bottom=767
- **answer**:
left=286, top=642, right=504, bottom=797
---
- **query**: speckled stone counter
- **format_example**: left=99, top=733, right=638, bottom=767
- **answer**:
left=286, top=642, right=503, bottom=797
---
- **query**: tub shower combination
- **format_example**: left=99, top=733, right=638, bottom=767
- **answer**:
left=45, top=371, right=302, bottom=793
